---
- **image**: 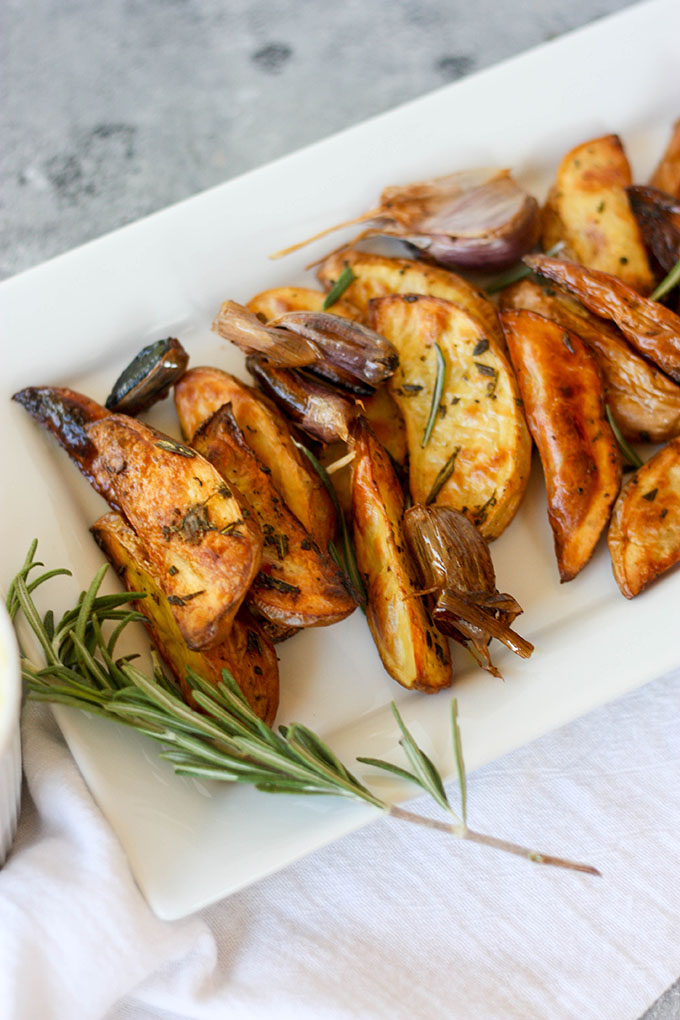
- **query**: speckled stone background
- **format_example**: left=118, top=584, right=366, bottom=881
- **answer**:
left=2, top=1, right=678, bottom=1016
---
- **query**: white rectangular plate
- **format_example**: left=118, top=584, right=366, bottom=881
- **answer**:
left=2, top=0, right=679, bottom=920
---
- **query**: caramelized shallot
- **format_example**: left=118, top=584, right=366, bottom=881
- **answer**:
left=246, top=355, right=356, bottom=444
left=403, top=504, right=533, bottom=676
left=272, top=168, right=540, bottom=272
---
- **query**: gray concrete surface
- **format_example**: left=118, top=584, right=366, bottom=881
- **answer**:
left=2, top=0, right=678, bottom=1016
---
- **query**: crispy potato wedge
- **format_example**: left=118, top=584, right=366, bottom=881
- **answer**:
left=541, top=134, right=654, bottom=293
left=87, top=414, right=263, bottom=650
left=360, top=385, right=408, bottom=466
left=191, top=403, right=356, bottom=629
left=501, top=309, right=621, bottom=581
left=526, top=255, right=680, bottom=383
left=650, top=118, right=680, bottom=198
left=175, top=367, right=336, bottom=548
left=500, top=278, right=680, bottom=442
left=351, top=420, right=452, bottom=692
left=247, top=286, right=361, bottom=321
left=369, top=294, right=531, bottom=539
left=92, top=512, right=278, bottom=724
left=317, top=249, right=505, bottom=350
left=608, top=437, right=680, bottom=597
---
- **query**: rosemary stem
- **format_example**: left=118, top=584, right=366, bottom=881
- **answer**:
left=388, top=806, right=600, bottom=875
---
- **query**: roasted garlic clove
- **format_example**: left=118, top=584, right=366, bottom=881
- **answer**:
left=105, top=337, right=189, bottom=415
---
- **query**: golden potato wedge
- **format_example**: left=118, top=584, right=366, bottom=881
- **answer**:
left=650, top=118, right=680, bottom=198
left=351, top=420, right=452, bottom=692
left=608, top=437, right=680, bottom=597
left=86, top=414, right=263, bottom=650
left=175, top=367, right=336, bottom=549
left=500, top=278, right=680, bottom=442
left=369, top=294, right=531, bottom=540
left=541, top=134, right=654, bottom=293
left=92, top=512, right=278, bottom=724
left=247, top=286, right=361, bottom=321
left=526, top=254, right=680, bottom=383
left=501, top=309, right=621, bottom=581
left=360, top=385, right=408, bottom=466
left=317, top=249, right=505, bottom=350
left=191, top=403, right=357, bottom=629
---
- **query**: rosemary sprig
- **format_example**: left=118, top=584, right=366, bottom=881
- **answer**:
left=605, top=405, right=643, bottom=470
left=650, top=255, right=680, bottom=302
left=323, top=265, right=357, bottom=309
left=422, top=343, right=446, bottom=448
left=484, top=241, right=565, bottom=294
left=8, top=541, right=599, bottom=876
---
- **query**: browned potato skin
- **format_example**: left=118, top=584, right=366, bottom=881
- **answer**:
left=92, top=512, right=279, bottom=724
left=650, top=118, right=680, bottom=198
left=501, top=309, right=622, bottom=582
left=317, top=249, right=505, bottom=350
left=247, top=286, right=361, bottom=321
left=12, top=386, right=114, bottom=501
left=175, top=367, right=336, bottom=549
left=608, top=438, right=680, bottom=598
left=360, top=385, right=408, bottom=466
left=501, top=278, right=680, bottom=442
left=370, top=294, right=531, bottom=540
left=541, top=134, right=654, bottom=293
left=86, top=415, right=263, bottom=650
left=526, top=255, right=680, bottom=384
left=191, top=404, right=356, bottom=629
left=351, top=420, right=452, bottom=692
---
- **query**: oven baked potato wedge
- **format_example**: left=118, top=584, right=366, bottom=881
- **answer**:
left=317, top=249, right=505, bottom=350
left=369, top=294, right=531, bottom=539
left=608, top=437, right=680, bottom=598
left=525, top=255, right=680, bottom=383
left=92, top=511, right=279, bottom=723
left=174, top=366, right=336, bottom=548
left=247, top=286, right=361, bottom=321
left=351, top=419, right=452, bottom=692
left=541, top=134, right=654, bottom=293
left=87, top=414, right=263, bottom=650
left=501, top=308, right=621, bottom=581
left=500, top=278, right=680, bottom=442
left=14, top=387, right=262, bottom=651
left=190, top=403, right=356, bottom=629
left=650, top=118, right=680, bottom=198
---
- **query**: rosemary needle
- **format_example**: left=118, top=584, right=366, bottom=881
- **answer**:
left=8, top=540, right=600, bottom=877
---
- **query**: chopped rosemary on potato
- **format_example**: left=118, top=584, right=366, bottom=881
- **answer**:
left=650, top=255, right=680, bottom=302
left=422, top=343, right=446, bottom=448
left=8, top=540, right=599, bottom=876
left=323, top=265, right=356, bottom=309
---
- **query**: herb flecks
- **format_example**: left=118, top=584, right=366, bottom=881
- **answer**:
left=154, top=438, right=197, bottom=458
left=605, top=405, right=643, bottom=470
left=167, top=590, right=205, bottom=607
left=425, top=447, right=461, bottom=505
left=422, top=344, right=446, bottom=448
left=254, top=572, right=300, bottom=595
left=323, top=265, right=356, bottom=309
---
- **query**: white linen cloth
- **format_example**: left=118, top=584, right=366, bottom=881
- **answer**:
left=1, top=669, right=678, bottom=1020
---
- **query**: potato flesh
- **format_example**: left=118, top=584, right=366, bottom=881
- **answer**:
left=541, top=134, right=654, bottom=293
left=501, top=309, right=621, bottom=581
left=650, top=118, right=680, bottom=198
left=370, top=294, right=531, bottom=540
left=191, top=404, right=356, bottom=629
left=500, top=278, right=680, bottom=442
left=175, top=366, right=336, bottom=548
left=317, top=249, right=505, bottom=350
left=92, top=512, right=279, bottom=724
left=247, top=286, right=361, bottom=321
left=351, top=423, right=451, bottom=692
left=85, top=415, right=262, bottom=650
left=608, top=437, right=680, bottom=598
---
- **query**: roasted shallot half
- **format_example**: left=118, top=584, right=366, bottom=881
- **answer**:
left=403, top=504, right=533, bottom=677
left=273, top=167, right=540, bottom=272
left=105, top=337, right=189, bottom=415
left=214, top=300, right=398, bottom=393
